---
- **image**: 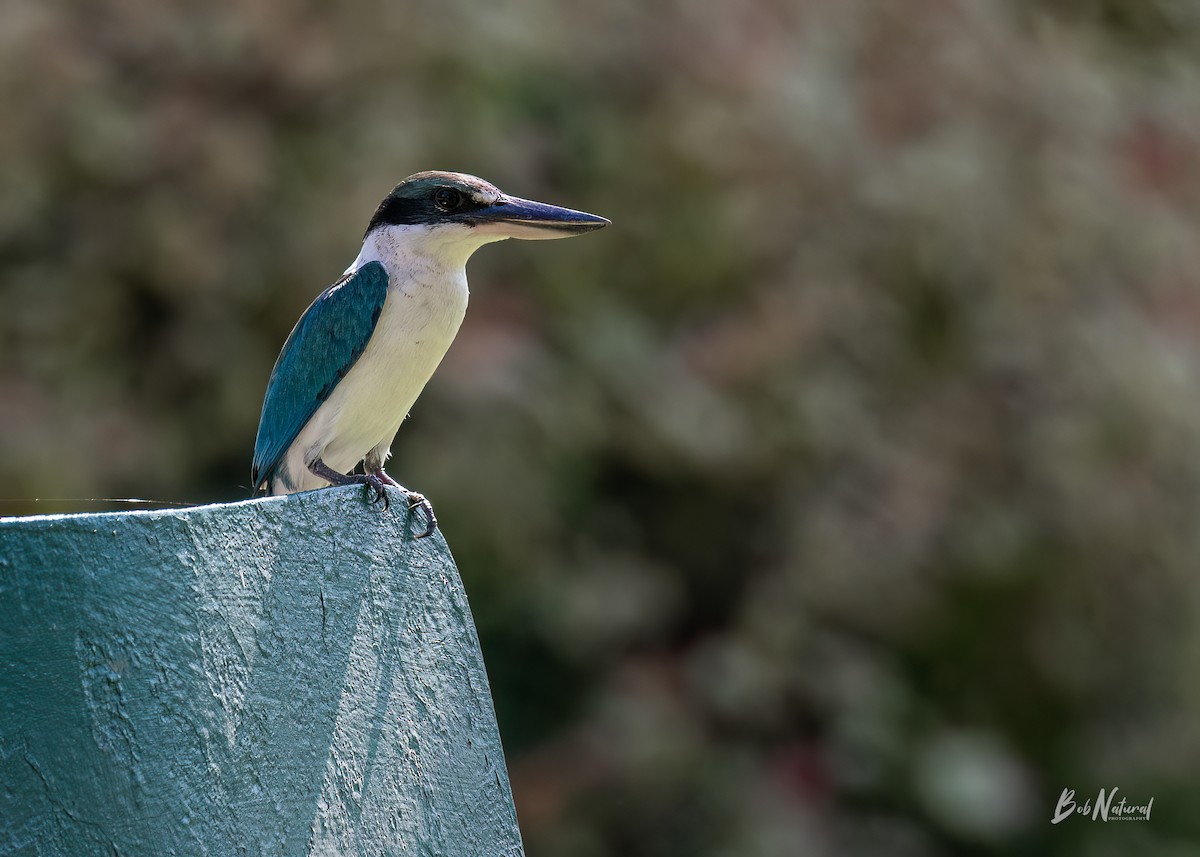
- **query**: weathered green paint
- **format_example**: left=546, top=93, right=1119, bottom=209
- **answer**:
left=0, top=487, right=524, bottom=856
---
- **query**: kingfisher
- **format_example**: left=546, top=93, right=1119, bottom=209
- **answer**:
left=252, top=171, right=608, bottom=536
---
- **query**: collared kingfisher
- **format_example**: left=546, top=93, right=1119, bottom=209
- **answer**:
left=252, top=171, right=609, bottom=536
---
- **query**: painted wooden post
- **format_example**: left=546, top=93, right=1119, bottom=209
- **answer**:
left=0, top=487, right=524, bottom=856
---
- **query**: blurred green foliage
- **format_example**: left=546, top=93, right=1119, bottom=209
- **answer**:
left=3, top=1, right=1200, bottom=854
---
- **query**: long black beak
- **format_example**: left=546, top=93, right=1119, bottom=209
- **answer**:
left=470, top=195, right=610, bottom=239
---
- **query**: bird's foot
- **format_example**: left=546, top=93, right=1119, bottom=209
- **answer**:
left=375, top=470, right=401, bottom=488
left=309, top=458, right=390, bottom=510
left=310, top=458, right=436, bottom=536
left=370, top=469, right=437, bottom=539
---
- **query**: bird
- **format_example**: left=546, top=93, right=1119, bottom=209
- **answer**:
left=251, top=171, right=609, bottom=537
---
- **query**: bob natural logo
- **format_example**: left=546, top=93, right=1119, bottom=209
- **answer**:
left=1051, top=787, right=1153, bottom=824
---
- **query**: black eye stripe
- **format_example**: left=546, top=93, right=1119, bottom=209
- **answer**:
left=366, top=182, right=494, bottom=234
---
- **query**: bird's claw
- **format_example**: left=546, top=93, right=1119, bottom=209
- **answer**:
left=406, top=491, right=437, bottom=539
left=364, top=469, right=436, bottom=538
left=363, top=474, right=390, bottom=511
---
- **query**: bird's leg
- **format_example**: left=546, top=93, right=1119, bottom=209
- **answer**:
left=309, top=458, right=390, bottom=510
left=366, top=467, right=438, bottom=539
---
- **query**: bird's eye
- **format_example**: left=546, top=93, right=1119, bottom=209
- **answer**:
left=433, top=187, right=463, bottom=211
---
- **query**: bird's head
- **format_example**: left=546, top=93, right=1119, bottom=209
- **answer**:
left=365, top=171, right=609, bottom=253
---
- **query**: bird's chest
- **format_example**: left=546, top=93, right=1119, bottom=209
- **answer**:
left=320, top=271, right=468, bottom=449
left=369, top=274, right=468, bottom=378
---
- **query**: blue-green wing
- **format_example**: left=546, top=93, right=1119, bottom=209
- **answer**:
left=252, top=261, right=389, bottom=490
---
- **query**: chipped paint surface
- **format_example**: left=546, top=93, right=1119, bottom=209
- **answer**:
left=0, top=486, right=524, bottom=856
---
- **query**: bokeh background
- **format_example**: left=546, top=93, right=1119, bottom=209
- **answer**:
left=3, top=1, right=1200, bottom=854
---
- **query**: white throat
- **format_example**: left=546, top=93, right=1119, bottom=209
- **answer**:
left=347, top=223, right=507, bottom=281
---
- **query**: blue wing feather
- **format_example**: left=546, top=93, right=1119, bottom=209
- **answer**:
left=251, top=261, right=390, bottom=490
